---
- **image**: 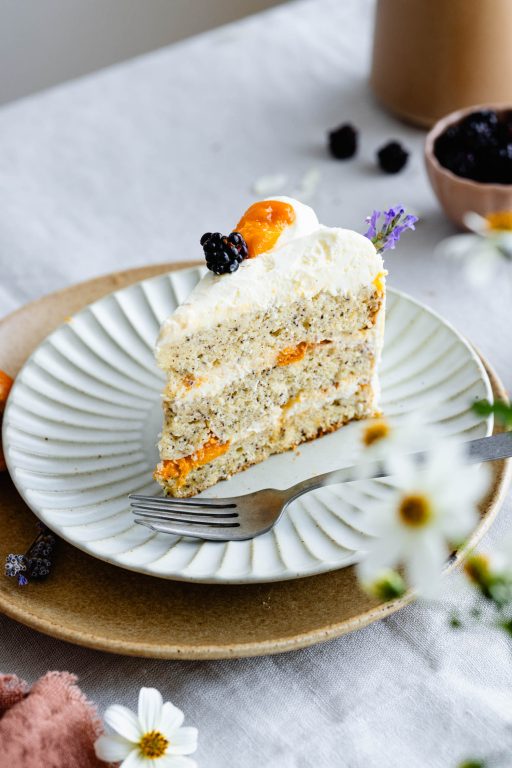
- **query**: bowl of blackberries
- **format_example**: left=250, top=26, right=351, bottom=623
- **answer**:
left=425, top=105, right=512, bottom=229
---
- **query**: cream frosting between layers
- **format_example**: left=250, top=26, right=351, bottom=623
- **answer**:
left=156, top=199, right=383, bottom=359
left=159, top=376, right=370, bottom=460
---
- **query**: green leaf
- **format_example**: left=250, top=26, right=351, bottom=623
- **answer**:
left=368, top=570, right=406, bottom=601
left=472, top=399, right=512, bottom=429
left=487, top=577, right=512, bottom=609
left=499, top=617, right=512, bottom=637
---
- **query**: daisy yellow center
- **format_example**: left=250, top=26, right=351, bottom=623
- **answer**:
left=485, top=211, right=512, bottom=231
left=362, top=420, right=390, bottom=447
left=139, top=730, right=169, bottom=759
left=398, top=493, right=432, bottom=528
left=464, top=553, right=490, bottom=586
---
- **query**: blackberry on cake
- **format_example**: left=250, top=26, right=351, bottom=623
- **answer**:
left=201, top=231, right=248, bottom=274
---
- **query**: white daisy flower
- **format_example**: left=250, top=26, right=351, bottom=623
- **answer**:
left=355, top=413, right=439, bottom=479
left=359, top=412, right=438, bottom=454
left=437, top=209, right=512, bottom=285
left=95, top=687, right=198, bottom=768
left=464, top=534, right=512, bottom=601
left=464, top=210, right=512, bottom=256
left=357, top=440, right=490, bottom=597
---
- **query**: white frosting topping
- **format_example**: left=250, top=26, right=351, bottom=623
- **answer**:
left=157, top=197, right=383, bottom=353
left=270, top=195, right=319, bottom=246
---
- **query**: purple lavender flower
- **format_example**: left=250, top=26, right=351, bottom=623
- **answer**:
left=364, top=205, right=418, bottom=253
left=5, top=553, right=27, bottom=579
left=364, top=209, right=380, bottom=241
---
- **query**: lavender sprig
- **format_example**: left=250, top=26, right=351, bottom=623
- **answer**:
left=5, top=522, right=56, bottom=587
left=364, top=205, right=418, bottom=253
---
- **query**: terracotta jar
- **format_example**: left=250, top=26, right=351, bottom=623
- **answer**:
left=371, top=0, right=512, bottom=127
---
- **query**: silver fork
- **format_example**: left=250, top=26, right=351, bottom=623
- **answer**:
left=129, top=432, right=512, bottom=542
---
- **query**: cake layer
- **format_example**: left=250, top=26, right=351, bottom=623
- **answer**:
left=154, top=386, right=378, bottom=497
left=158, top=336, right=380, bottom=457
left=158, top=286, right=384, bottom=383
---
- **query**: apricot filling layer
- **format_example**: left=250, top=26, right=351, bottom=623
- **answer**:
left=235, top=200, right=295, bottom=258
left=181, top=374, right=206, bottom=390
left=276, top=340, right=331, bottom=367
left=155, top=436, right=230, bottom=487
left=372, top=271, right=386, bottom=293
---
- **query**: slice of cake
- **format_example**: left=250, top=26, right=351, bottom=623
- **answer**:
left=154, top=196, right=386, bottom=497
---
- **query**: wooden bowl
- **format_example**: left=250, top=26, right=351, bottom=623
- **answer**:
left=425, top=104, right=512, bottom=230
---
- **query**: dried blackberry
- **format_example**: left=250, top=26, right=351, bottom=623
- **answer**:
left=328, top=124, right=358, bottom=159
left=201, top=231, right=248, bottom=275
left=4, top=553, right=27, bottom=579
left=27, top=557, right=52, bottom=580
left=4, top=523, right=57, bottom=587
left=30, top=540, right=54, bottom=559
left=377, top=141, right=409, bottom=174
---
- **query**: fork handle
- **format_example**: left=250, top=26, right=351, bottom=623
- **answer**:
left=282, top=432, right=512, bottom=504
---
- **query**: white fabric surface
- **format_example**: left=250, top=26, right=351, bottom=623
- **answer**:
left=1, top=0, right=512, bottom=765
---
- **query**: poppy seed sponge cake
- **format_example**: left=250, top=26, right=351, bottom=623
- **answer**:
left=154, top=197, right=386, bottom=497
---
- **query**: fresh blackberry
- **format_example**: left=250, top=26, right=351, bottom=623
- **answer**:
left=444, top=149, right=478, bottom=179
left=460, top=109, right=498, bottom=131
left=30, top=540, right=54, bottom=559
left=459, top=110, right=499, bottom=150
left=433, top=109, right=512, bottom=183
left=201, top=231, right=248, bottom=275
left=377, top=141, right=409, bottom=174
left=497, top=110, right=512, bottom=144
left=27, top=557, right=52, bottom=580
left=496, top=144, right=512, bottom=183
left=328, top=123, right=358, bottom=159
left=474, top=145, right=500, bottom=182
left=434, top=126, right=461, bottom=167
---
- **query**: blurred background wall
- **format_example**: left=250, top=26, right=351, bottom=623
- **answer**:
left=0, top=0, right=288, bottom=105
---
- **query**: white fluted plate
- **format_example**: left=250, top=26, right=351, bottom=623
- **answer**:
left=3, top=267, right=493, bottom=583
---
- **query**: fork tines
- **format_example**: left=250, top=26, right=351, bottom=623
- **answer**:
left=129, top=493, right=236, bottom=509
left=128, top=493, right=240, bottom=531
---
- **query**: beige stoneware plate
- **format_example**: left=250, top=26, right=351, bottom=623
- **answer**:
left=0, top=263, right=510, bottom=658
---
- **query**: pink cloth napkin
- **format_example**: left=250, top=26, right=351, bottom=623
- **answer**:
left=0, top=671, right=112, bottom=767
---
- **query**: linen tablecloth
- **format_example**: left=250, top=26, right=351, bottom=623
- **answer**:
left=1, top=1, right=512, bottom=765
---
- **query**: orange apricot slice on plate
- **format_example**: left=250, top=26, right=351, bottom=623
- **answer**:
left=0, top=370, right=13, bottom=414
left=0, top=370, right=14, bottom=471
